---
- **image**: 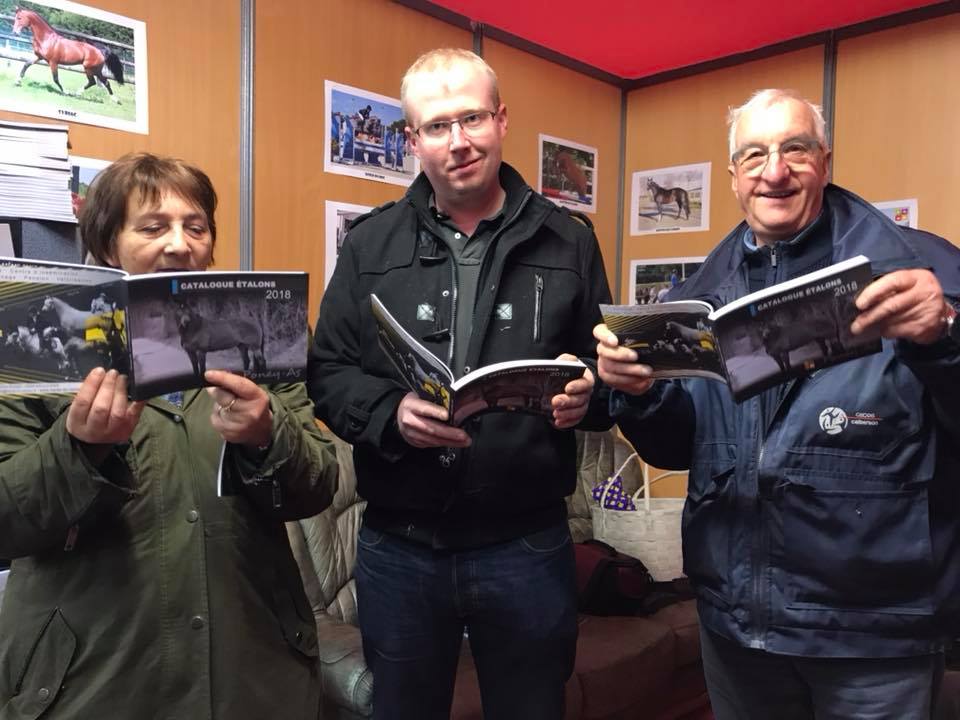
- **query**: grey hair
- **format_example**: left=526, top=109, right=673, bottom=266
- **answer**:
left=727, top=89, right=827, bottom=159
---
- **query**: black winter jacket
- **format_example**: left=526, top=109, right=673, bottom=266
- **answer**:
left=309, top=163, right=613, bottom=549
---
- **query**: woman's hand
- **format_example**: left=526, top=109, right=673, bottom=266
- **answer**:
left=205, top=369, right=273, bottom=448
left=67, top=368, right=145, bottom=446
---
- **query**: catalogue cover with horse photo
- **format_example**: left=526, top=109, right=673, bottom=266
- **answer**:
left=0, top=257, right=308, bottom=399
left=600, top=255, right=880, bottom=402
left=371, top=293, right=586, bottom=427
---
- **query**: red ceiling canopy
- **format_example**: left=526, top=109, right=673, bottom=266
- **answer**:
left=424, top=0, right=947, bottom=80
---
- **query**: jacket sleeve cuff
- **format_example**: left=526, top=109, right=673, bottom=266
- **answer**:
left=228, top=395, right=293, bottom=483
left=573, top=358, right=615, bottom=432
left=374, top=390, right=413, bottom=462
left=609, top=386, right=661, bottom=419
left=894, top=335, right=960, bottom=372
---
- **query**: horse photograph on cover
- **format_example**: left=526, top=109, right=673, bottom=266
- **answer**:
left=630, top=162, right=711, bottom=236
left=0, top=0, right=147, bottom=133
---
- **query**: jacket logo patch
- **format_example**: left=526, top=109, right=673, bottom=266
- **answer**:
left=818, top=406, right=848, bottom=435
left=416, top=304, right=435, bottom=322
left=494, top=304, right=513, bottom=320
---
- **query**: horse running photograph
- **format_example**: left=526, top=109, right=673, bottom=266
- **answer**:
left=630, top=161, right=711, bottom=235
left=0, top=0, right=148, bottom=133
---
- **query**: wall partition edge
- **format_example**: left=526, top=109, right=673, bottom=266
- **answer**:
left=822, top=30, right=837, bottom=163
left=472, top=21, right=483, bottom=55
left=615, top=89, right=626, bottom=302
left=239, top=0, right=255, bottom=270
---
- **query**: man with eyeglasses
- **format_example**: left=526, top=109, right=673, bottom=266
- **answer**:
left=595, top=88, right=960, bottom=719
left=309, top=48, right=612, bottom=719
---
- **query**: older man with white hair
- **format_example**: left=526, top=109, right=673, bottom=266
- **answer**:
left=595, top=89, right=960, bottom=719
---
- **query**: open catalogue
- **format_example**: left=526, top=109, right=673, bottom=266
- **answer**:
left=371, top=293, right=586, bottom=426
left=601, top=255, right=880, bottom=402
left=0, top=256, right=308, bottom=399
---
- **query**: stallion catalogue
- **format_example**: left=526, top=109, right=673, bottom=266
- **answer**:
left=646, top=178, right=690, bottom=221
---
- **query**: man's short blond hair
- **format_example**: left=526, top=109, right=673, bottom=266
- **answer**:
left=727, top=89, right=827, bottom=159
left=400, top=48, right=500, bottom=125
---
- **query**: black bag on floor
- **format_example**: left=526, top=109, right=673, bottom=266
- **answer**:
left=574, top=539, right=691, bottom=616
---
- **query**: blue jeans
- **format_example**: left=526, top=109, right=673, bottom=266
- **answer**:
left=701, top=626, right=945, bottom=720
left=355, top=521, right=578, bottom=720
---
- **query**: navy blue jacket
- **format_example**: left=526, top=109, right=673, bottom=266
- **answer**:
left=615, top=185, right=960, bottom=658
left=310, top=163, right=612, bottom=550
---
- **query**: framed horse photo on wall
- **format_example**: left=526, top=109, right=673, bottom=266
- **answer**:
left=628, top=256, right=706, bottom=306
left=324, top=200, right=372, bottom=291
left=630, top=162, right=711, bottom=236
left=0, top=0, right=147, bottom=134
left=538, top=134, right=598, bottom=215
left=324, top=80, right=419, bottom=188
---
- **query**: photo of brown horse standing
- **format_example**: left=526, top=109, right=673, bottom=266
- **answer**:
left=646, top=178, right=690, bottom=221
left=12, top=7, right=125, bottom=103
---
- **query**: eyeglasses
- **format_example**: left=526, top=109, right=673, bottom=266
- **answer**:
left=413, top=110, right=498, bottom=141
left=732, top=136, right=822, bottom=177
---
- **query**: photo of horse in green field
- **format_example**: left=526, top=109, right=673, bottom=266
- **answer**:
left=0, top=0, right=147, bottom=133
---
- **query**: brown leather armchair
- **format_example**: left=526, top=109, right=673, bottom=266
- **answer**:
left=287, top=430, right=710, bottom=720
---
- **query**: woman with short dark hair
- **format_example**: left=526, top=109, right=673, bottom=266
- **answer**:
left=0, top=152, right=338, bottom=719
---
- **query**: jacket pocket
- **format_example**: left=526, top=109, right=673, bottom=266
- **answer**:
left=272, top=584, right=319, bottom=661
left=780, top=354, right=923, bottom=468
left=495, top=259, right=581, bottom=353
left=683, top=460, right=735, bottom=607
left=780, top=474, right=934, bottom=613
left=2, top=608, right=77, bottom=719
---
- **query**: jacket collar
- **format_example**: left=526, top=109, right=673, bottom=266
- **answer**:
left=729, top=184, right=921, bottom=274
left=673, top=183, right=933, bottom=307
left=405, top=162, right=534, bottom=223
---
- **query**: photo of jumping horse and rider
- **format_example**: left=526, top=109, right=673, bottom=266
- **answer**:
left=630, top=161, right=711, bottom=235
left=324, top=79, right=419, bottom=188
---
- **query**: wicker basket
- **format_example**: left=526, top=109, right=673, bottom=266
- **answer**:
left=591, top=453, right=686, bottom=582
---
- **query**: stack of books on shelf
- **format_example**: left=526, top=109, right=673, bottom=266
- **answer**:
left=0, top=120, right=75, bottom=223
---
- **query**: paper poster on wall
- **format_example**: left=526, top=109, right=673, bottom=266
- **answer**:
left=324, top=200, right=372, bottom=289
left=0, top=0, right=148, bottom=134
left=873, top=199, right=918, bottom=229
left=324, top=80, right=419, bottom=187
left=538, top=134, right=597, bottom=215
left=629, top=256, right=706, bottom=305
left=70, top=155, right=110, bottom=219
left=630, top=162, right=710, bottom=236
